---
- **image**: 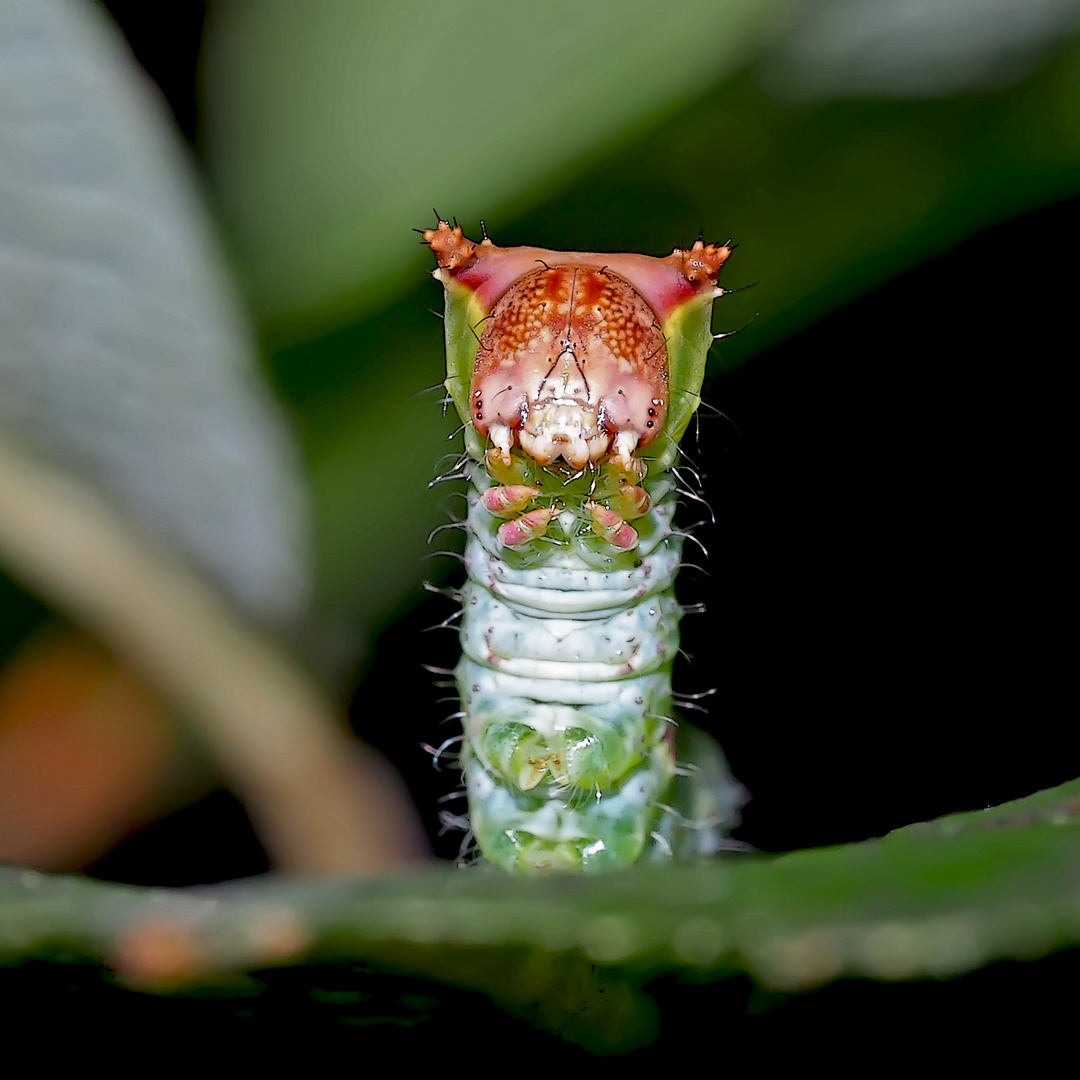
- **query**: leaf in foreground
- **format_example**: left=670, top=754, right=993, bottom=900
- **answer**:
left=2, top=779, right=1078, bottom=1051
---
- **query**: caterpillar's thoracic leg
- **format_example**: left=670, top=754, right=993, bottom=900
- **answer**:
left=585, top=500, right=638, bottom=550
left=480, top=484, right=540, bottom=517
left=606, top=483, right=651, bottom=521
left=496, top=506, right=555, bottom=547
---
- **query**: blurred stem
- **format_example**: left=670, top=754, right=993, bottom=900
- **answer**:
left=0, top=435, right=426, bottom=873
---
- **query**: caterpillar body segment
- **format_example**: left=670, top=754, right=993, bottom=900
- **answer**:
left=424, top=221, right=745, bottom=872
left=458, top=460, right=684, bottom=870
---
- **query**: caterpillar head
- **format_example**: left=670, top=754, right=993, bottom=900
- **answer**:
left=425, top=221, right=731, bottom=473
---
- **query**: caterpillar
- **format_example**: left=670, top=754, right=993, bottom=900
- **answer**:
left=424, top=220, right=746, bottom=872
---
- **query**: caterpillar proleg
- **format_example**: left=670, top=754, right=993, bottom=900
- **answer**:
left=424, top=221, right=746, bottom=872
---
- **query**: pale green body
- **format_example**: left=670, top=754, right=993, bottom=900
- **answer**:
left=457, top=461, right=683, bottom=870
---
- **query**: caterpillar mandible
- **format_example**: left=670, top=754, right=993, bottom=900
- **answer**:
left=424, top=220, right=745, bottom=872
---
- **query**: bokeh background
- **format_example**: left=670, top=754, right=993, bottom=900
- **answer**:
left=1, top=0, right=1078, bottom=884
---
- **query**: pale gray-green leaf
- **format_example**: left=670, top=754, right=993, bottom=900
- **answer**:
left=759, top=0, right=1080, bottom=102
left=0, top=0, right=309, bottom=622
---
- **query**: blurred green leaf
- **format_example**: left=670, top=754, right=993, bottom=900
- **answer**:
left=201, top=0, right=795, bottom=338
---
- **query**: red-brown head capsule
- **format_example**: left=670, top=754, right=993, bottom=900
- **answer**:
left=472, top=265, right=667, bottom=470
left=425, top=221, right=732, bottom=472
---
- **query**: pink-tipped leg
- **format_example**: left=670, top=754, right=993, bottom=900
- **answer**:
left=481, top=484, right=540, bottom=518
left=607, top=483, right=651, bottom=521
left=585, top=501, right=639, bottom=550
left=497, top=506, right=556, bottom=547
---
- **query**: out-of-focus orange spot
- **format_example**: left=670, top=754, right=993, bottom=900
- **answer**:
left=113, top=918, right=207, bottom=986
left=0, top=625, right=180, bottom=869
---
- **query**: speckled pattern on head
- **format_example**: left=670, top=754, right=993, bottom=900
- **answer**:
left=423, top=220, right=745, bottom=872
left=472, top=265, right=669, bottom=469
